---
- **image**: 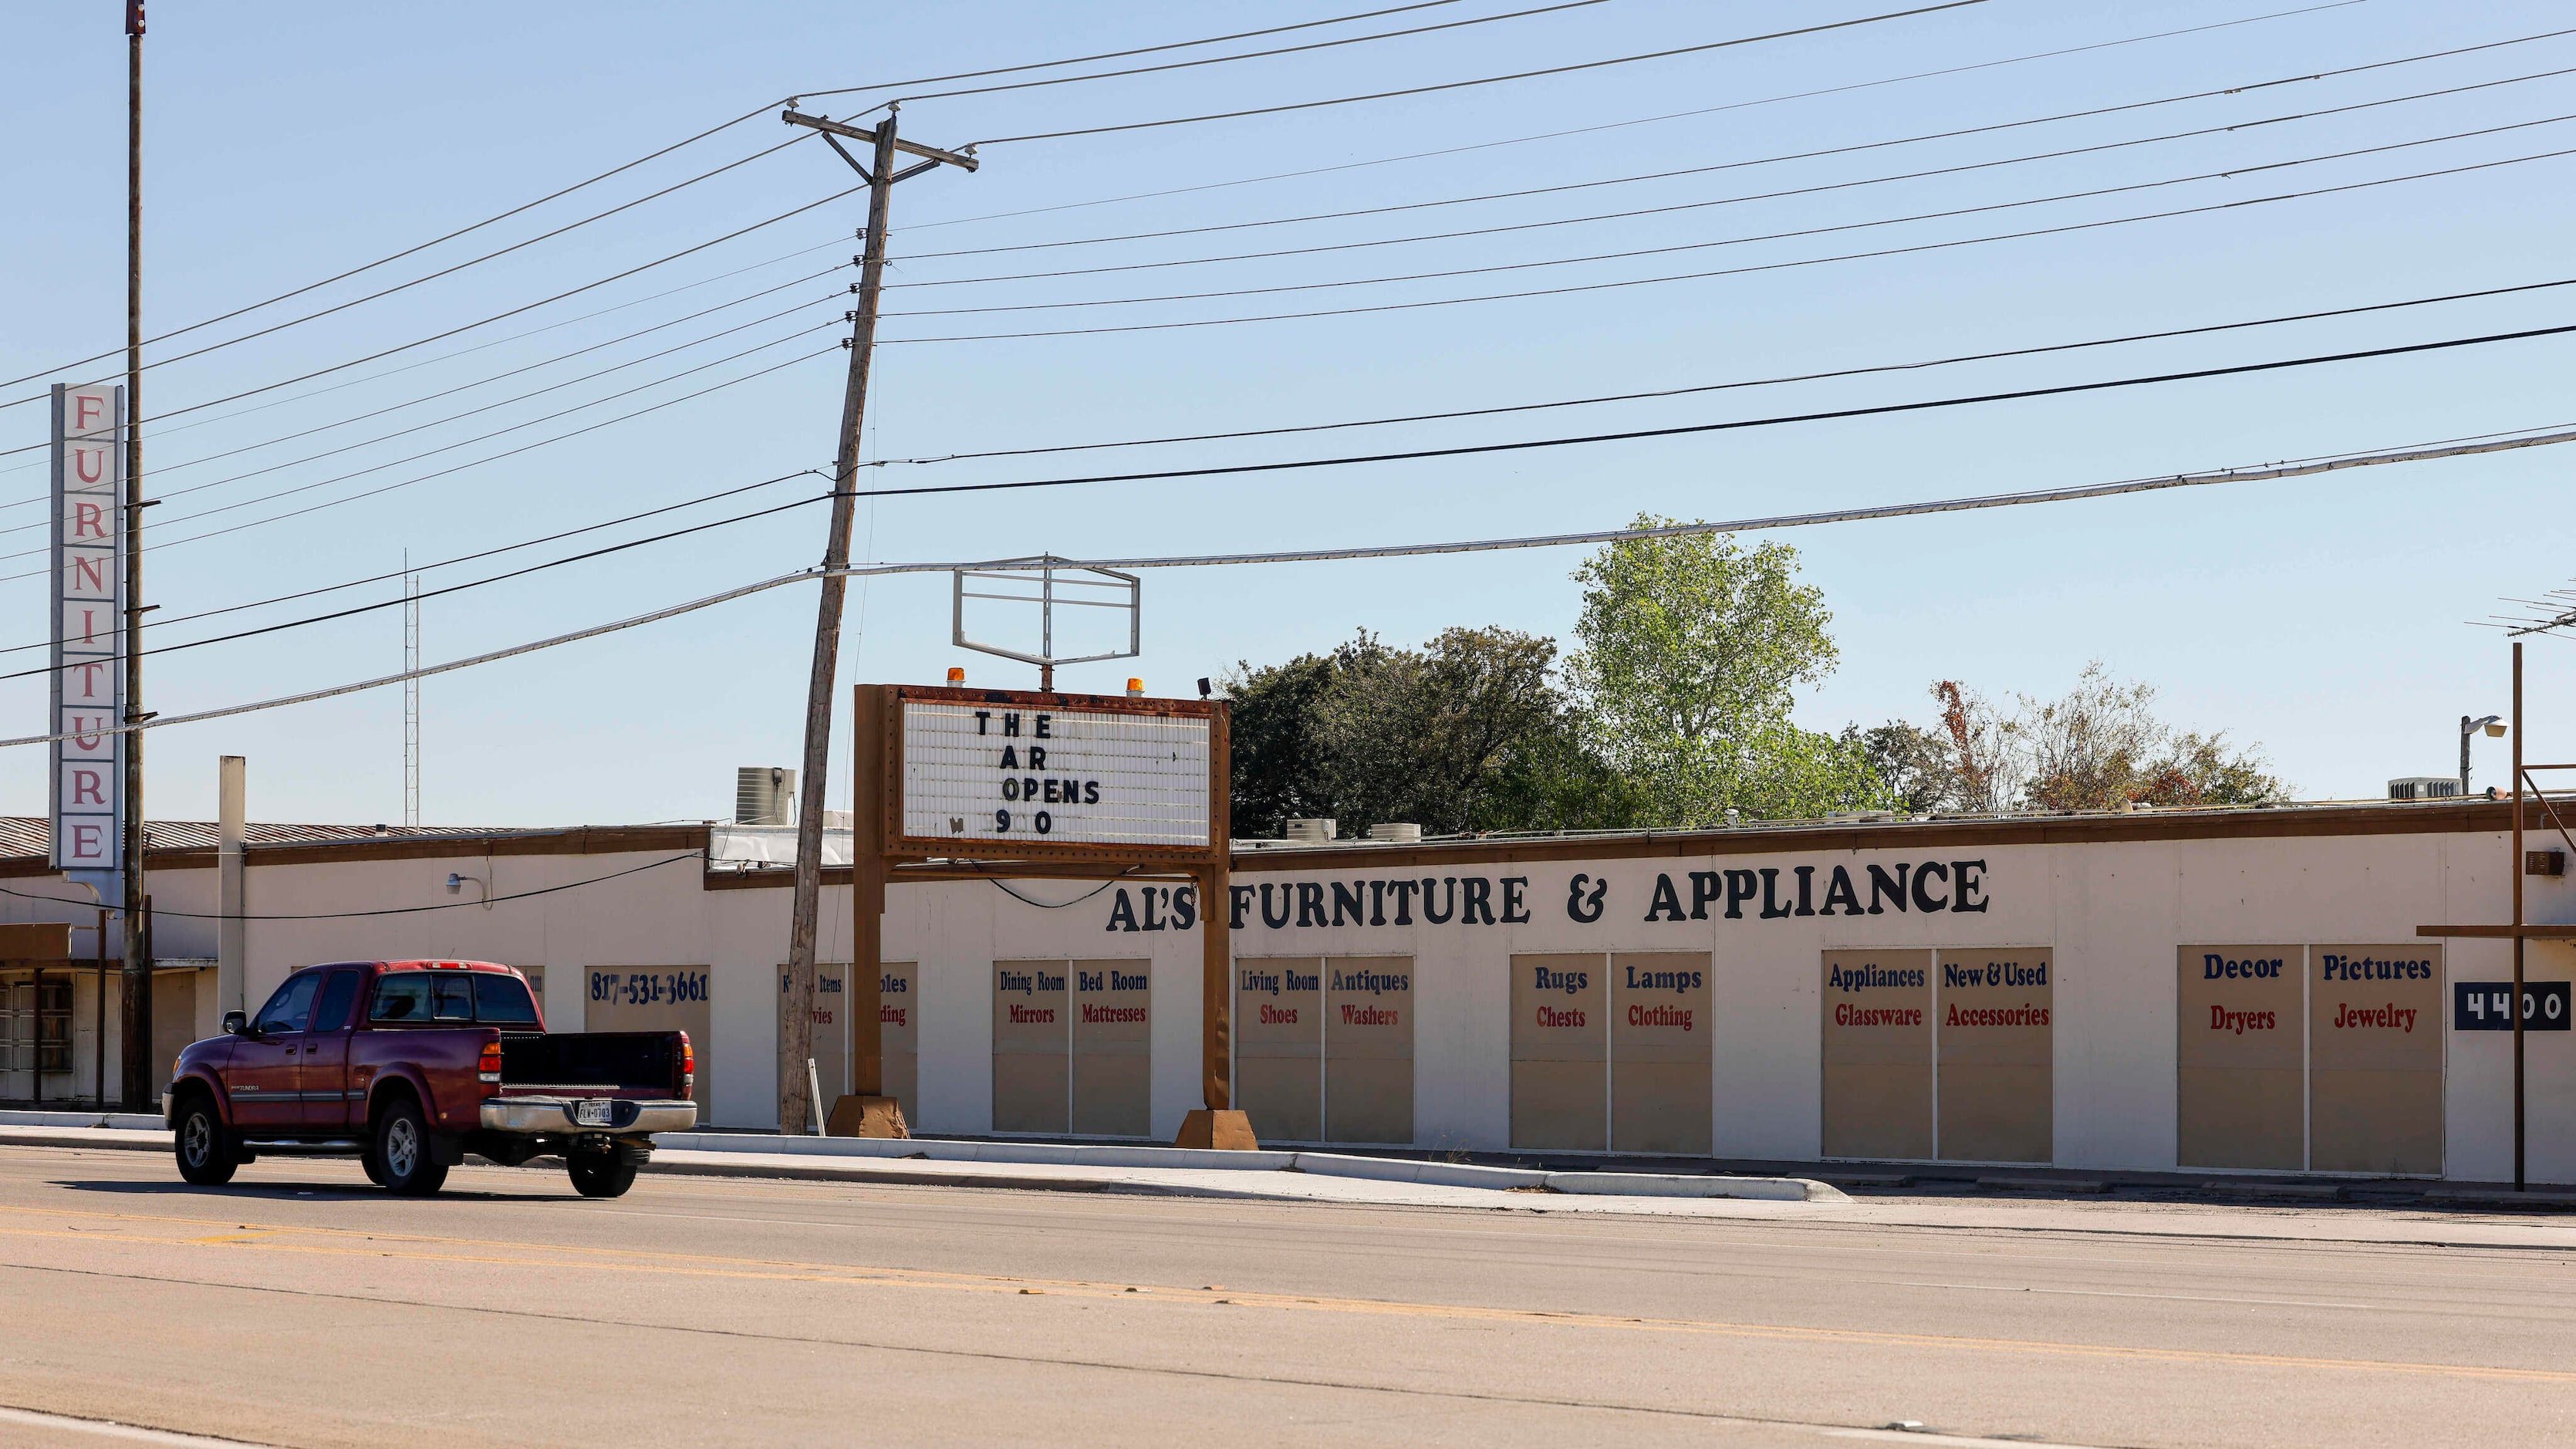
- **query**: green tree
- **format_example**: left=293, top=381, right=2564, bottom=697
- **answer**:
left=1565, top=518, right=1879, bottom=822
left=2015, top=663, right=2288, bottom=810
left=1222, top=647, right=1349, bottom=839
left=1314, top=626, right=1565, bottom=835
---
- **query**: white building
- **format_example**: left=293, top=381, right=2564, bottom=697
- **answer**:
left=0, top=798, right=2568, bottom=1182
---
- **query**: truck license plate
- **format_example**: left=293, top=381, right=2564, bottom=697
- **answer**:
left=573, top=1099, right=614, bottom=1127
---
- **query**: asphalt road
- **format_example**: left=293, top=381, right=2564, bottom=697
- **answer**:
left=0, top=1145, right=2571, bottom=1448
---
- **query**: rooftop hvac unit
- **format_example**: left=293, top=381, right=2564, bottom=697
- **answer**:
left=2387, top=776, right=2459, bottom=801
left=1367, top=822, right=1423, bottom=843
left=736, top=766, right=796, bottom=826
left=1284, top=818, right=1337, bottom=845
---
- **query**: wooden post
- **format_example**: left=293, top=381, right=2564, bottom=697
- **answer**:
left=825, top=683, right=906, bottom=1139
left=2512, top=640, right=2526, bottom=1192
left=1176, top=699, right=1254, bottom=1149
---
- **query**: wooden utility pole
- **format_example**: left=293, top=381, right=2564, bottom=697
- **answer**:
left=2512, top=640, right=2526, bottom=1192
left=777, top=105, right=975, bottom=1135
left=118, top=0, right=152, bottom=1111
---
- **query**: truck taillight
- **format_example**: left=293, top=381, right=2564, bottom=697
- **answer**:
left=679, top=1032, right=694, bottom=1096
left=478, top=1041, right=502, bottom=1083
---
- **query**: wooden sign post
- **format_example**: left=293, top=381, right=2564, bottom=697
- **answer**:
left=827, top=682, right=1252, bottom=1149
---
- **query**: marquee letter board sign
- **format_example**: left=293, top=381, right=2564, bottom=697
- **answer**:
left=885, top=684, right=1217, bottom=862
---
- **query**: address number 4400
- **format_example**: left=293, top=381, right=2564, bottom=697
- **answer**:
left=2453, top=980, right=2571, bottom=1031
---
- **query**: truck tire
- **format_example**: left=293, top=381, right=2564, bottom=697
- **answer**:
left=567, top=1150, right=638, bottom=1199
left=173, top=1094, right=238, bottom=1187
left=374, top=1096, right=449, bottom=1196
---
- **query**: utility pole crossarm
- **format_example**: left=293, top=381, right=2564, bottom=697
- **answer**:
left=782, top=110, right=978, bottom=173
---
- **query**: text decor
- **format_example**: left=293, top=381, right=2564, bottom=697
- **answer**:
left=898, top=693, right=1209, bottom=851
left=49, top=384, right=123, bottom=873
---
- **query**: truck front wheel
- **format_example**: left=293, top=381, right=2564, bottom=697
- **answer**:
left=173, top=1095, right=237, bottom=1187
left=374, top=1096, right=449, bottom=1196
left=567, top=1149, right=637, bottom=1199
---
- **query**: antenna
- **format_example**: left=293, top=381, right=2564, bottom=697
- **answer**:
left=951, top=555, right=1139, bottom=692
left=403, top=552, right=420, bottom=827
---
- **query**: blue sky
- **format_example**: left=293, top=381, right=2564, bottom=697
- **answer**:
left=3, top=0, right=2571, bottom=829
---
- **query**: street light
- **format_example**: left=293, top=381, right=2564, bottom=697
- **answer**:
left=2463, top=713, right=2507, bottom=798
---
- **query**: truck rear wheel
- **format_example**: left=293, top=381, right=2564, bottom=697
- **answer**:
left=173, top=1095, right=238, bottom=1187
left=567, top=1150, right=637, bottom=1199
left=375, top=1096, right=449, bottom=1196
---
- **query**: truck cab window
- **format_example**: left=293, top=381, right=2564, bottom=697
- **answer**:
left=252, top=974, right=319, bottom=1035
left=370, top=973, right=430, bottom=1022
left=312, top=970, right=362, bottom=1033
left=473, top=974, right=538, bottom=1025
left=431, top=976, right=474, bottom=1022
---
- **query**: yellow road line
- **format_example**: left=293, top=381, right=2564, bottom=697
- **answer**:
left=0, top=1213, right=2569, bottom=1387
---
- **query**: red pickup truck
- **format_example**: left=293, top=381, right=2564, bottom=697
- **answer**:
left=163, top=959, right=696, bottom=1198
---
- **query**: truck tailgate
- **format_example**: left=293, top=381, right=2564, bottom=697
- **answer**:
left=498, top=1032, right=684, bottom=1097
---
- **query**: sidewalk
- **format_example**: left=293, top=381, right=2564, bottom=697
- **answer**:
left=14, top=1116, right=2576, bottom=1248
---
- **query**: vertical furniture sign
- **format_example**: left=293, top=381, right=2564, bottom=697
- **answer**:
left=51, top=385, right=123, bottom=876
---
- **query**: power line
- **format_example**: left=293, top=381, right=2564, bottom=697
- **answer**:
left=55, top=305, right=2555, bottom=670
left=899, top=2, right=2369, bottom=235
left=2, top=128, right=813, bottom=397
left=880, top=141, right=2576, bottom=343
left=0, top=184, right=862, bottom=417
left=863, top=276, right=2576, bottom=468
left=0, top=292, right=848, bottom=533
left=73, top=321, right=843, bottom=551
left=0, top=344, right=841, bottom=583
left=0, top=852, right=706, bottom=920
left=890, top=57, right=2576, bottom=274
left=0, top=487, right=842, bottom=682
left=5, top=419, right=2567, bottom=754
left=888, top=1, right=1613, bottom=105
left=969, top=1, right=1992, bottom=147
left=0, top=262, right=852, bottom=475
left=0, top=471, right=823, bottom=661
left=793, top=1, right=1464, bottom=101
left=849, top=323, right=2576, bottom=502
left=0, top=101, right=790, bottom=394
left=885, top=113, right=2576, bottom=319
left=1031, top=424, right=2576, bottom=572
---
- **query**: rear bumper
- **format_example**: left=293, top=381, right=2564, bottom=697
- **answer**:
left=479, top=1096, right=696, bottom=1136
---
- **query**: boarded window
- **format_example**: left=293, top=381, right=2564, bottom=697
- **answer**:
left=2309, top=943, right=2442, bottom=1174
left=1325, top=956, right=1413, bottom=1145
left=1511, top=953, right=1605, bottom=1151
left=1072, top=959, right=1150, bottom=1137
left=1611, top=951, right=1711, bottom=1157
left=991, top=960, right=1069, bottom=1134
left=2176, top=946, right=2302, bottom=1170
left=1235, top=957, right=1322, bottom=1143
left=1821, top=950, right=1933, bottom=1160
left=1936, top=948, right=2051, bottom=1164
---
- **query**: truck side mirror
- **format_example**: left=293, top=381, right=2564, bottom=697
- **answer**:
left=221, top=1011, right=248, bottom=1036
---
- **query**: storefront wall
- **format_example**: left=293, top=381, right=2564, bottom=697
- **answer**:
left=2, top=811, right=2568, bottom=1180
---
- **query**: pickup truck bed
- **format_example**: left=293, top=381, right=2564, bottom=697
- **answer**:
left=164, top=959, right=695, bottom=1197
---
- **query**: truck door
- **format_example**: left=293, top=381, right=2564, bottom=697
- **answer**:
left=298, top=969, right=366, bottom=1133
left=227, top=973, right=318, bottom=1131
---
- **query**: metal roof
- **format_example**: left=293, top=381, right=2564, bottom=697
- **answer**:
left=0, top=817, right=518, bottom=856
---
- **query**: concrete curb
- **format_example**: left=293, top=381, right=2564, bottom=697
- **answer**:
left=0, top=1110, right=162, bottom=1131
left=657, top=1133, right=1837, bottom=1201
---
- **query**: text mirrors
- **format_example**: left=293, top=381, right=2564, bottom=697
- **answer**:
left=991, top=959, right=1150, bottom=1137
